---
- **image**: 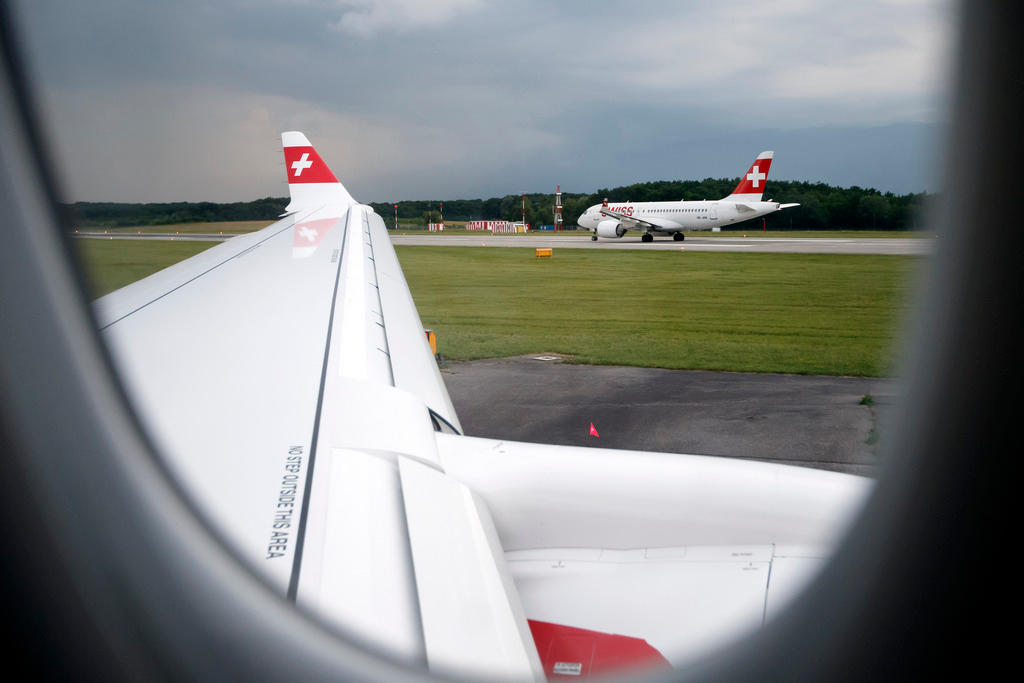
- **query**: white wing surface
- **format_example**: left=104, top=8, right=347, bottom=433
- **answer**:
left=96, top=133, right=870, bottom=680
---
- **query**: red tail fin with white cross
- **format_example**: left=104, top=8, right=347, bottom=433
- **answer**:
left=281, top=131, right=356, bottom=213
left=723, top=151, right=774, bottom=202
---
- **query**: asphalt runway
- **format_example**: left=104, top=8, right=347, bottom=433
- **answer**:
left=74, top=231, right=932, bottom=255
left=442, top=355, right=898, bottom=477
left=392, top=233, right=931, bottom=255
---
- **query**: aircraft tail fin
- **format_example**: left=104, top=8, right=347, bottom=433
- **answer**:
left=281, top=131, right=356, bottom=213
left=723, top=151, right=773, bottom=202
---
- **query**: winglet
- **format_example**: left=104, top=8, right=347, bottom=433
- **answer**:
left=281, top=131, right=356, bottom=213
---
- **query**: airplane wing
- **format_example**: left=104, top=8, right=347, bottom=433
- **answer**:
left=599, top=208, right=678, bottom=232
left=96, top=132, right=870, bottom=680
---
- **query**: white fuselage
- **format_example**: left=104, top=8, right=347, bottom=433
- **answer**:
left=577, top=199, right=789, bottom=235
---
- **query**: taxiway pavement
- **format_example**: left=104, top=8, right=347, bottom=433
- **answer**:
left=442, top=356, right=898, bottom=477
left=74, top=231, right=931, bottom=255
left=393, top=233, right=931, bottom=255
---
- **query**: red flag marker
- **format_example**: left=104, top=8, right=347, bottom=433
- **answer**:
left=589, top=423, right=600, bottom=437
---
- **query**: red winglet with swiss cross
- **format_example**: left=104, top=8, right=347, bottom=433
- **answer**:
left=281, top=131, right=355, bottom=213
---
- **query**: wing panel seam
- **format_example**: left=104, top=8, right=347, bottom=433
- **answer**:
left=99, top=219, right=299, bottom=330
left=286, top=209, right=349, bottom=601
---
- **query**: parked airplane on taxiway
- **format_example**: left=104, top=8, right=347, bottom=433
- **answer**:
left=577, top=151, right=799, bottom=242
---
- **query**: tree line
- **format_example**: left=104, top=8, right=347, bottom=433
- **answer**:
left=66, top=197, right=288, bottom=227
left=64, top=179, right=932, bottom=230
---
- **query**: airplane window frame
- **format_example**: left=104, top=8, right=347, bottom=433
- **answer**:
left=0, top=1, right=1010, bottom=679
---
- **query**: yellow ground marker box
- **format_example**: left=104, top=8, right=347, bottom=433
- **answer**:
left=424, top=329, right=437, bottom=355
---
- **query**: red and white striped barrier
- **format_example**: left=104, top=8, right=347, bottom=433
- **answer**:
left=465, top=220, right=517, bottom=232
left=428, top=223, right=444, bottom=232
left=493, top=222, right=530, bottom=234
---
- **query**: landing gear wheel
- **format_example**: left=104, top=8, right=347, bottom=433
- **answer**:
left=591, top=235, right=598, bottom=241
left=641, top=233, right=654, bottom=243
left=673, top=233, right=684, bottom=241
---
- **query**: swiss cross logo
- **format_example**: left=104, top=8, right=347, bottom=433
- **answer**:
left=732, top=156, right=772, bottom=195
left=746, top=165, right=766, bottom=188
left=293, top=218, right=335, bottom=247
left=291, top=153, right=313, bottom=177
left=292, top=217, right=336, bottom=258
left=283, top=146, right=338, bottom=184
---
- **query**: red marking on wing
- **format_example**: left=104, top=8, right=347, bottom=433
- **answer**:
left=731, top=157, right=773, bottom=195
left=283, top=145, right=338, bottom=184
left=527, top=619, right=671, bottom=678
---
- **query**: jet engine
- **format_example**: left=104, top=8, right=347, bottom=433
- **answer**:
left=596, top=219, right=626, bottom=238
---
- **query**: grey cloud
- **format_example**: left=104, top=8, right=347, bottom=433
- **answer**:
left=14, top=0, right=953, bottom=202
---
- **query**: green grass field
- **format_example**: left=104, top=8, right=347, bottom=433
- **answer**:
left=73, top=238, right=919, bottom=377
left=395, top=246, right=919, bottom=377
left=75, top=239, right=216, bottom=297
left=79, top=220, right=275, bottom=235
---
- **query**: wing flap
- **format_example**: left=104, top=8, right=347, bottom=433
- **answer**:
left=398, top=457, right=544, bottom=681
left=295, top=447, right=425, bottom=664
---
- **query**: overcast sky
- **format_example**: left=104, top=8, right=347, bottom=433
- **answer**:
left=14, top=0, right=955, bottom=203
